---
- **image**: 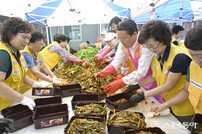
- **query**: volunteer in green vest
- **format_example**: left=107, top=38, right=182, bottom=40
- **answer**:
left=21, top=31, right=61, bottom=93
left=0, top=17, right=44, bottom=111
left=130, top=20, right=194, bottom=124
left=150, top=26, right=202, bottom=115
left=40, top=34, right=90, bottom=71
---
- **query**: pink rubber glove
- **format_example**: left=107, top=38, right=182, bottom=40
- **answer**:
left=98, top=49, right=105, bottom=54
left=94, top=47, right=111, bottom=60
left=70, top=56, right=82, bottom=63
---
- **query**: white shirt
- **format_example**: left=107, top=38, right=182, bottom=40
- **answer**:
left=110, top=36, right=155, bottom=85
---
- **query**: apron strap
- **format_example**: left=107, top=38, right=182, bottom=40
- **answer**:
left=127, top=43, right=141, bottom=69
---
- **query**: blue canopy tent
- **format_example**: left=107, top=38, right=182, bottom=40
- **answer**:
left=132, top=0, right=194, bottom=24
left=26, top=0, right=62, bottom=25
left=102, top=0, right=131, bottom=20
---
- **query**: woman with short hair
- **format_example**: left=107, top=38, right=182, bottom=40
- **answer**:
left=0, top=17, right=43, bottom=111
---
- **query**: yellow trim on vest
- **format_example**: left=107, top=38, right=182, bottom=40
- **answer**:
left=66, top=44, right=70, bottom=52
left=188, top=61, right=202, bottom=114
left=40, top=42, right=61, bottom=70
left=94, top=43, right=101, bottom=49
left=80, top=43, right=87, bottom=49
left=0, top=42, right=27, bottom=111
left=151, top=44, right=194, bottom=116
left=21, top=46, right=44, bottom=93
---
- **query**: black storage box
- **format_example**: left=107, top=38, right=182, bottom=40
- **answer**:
left=34, top=96, right=62, bottom=108
left=190, top=113, right=202, bottom=134
left=1, top=104, right=33, bottom=133
left=53, top=84, right=82, bottom=97
left=106, top=92, right=136, bottom=111
left=64, top=115, right=105, bottom=134
left=33, top=104, right=68, bottom=129
left=108, top=111, right=146, bottom=134
left=71, top=93, right=100, bottom=110
left=75, top=102, right=106, bottom=120
left=125, top=127, right=166, bottom=134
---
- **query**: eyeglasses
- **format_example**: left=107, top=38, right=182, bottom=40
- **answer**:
left=35, top=43, right=45, bottom=47
left=146, top=42, right=161, bottom=50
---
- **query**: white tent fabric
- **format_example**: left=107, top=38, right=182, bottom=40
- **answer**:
left=46, top=0, right=118, bottom=26
left=103, top=0, right=169, bottom=18
left=0, top=0, right=201, bottom=26
left=0, top=0, right=44, bottom=18
left=34, top=0, right=171, bottom=26
left=190, top=0, right=202, bottom=21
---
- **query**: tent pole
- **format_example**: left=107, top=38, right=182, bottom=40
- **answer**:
left=46, top=26, right=50, bottom=45
left=180, top=0, right=183, bottom=23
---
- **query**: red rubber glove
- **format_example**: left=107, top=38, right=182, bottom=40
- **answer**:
left=95, top=65, right=116, bottom=78
left=93, top=56, right=99, bottom=63
left=104, top=79, right=126, bottom=94
left=103, top=57, right=114, bottom=63
left=82, top=60, right=91, bottom=68
left=74, top=60, right=83, bottom=64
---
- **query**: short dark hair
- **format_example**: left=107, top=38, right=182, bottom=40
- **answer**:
left=1, top=17, right=33, bottom=43
left=54, top=34, right=70, bottom=43
left=29, top=31, right=44, bottom=43
left=185, top=26, right=202, bottom=50
left=172, top=25, right=184, bottom=35
left=117, top=19, right=138, bottom=36
left=109, top=16, right=122, bottom=26
left=138, top=20, right=172, bottom=46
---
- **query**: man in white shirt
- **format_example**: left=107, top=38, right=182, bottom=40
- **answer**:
left=95, top=19, right=163, bottom=103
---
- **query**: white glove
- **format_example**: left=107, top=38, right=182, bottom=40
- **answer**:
left=53, top=76, right=62, bottom=84
left=32, top=81, right=51, bottom=88
left=53, top=79, right=62, bottom=84
left=121, top=67, right=129, bottom=75
left=20, top=96, right=36, bottom=110
left=147, top=108, right=170, bottom=118
left=53, top=75, right=58, bottom=80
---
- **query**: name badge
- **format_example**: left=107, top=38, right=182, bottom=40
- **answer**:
left=37, top=62, right=42, bottom=67
left=21, top=59, right=25, bottom=62
left=153, top=64, right=159, bottom=70
left=13, top=70, right=20, bottom=75
left=24, top=65, right=28, bottom=72
left=12, top=61, right=17, bottom=65
left=164, top=67, right=168, bottom=75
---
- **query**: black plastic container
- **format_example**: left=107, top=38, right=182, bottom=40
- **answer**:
left=106, top=92, right=136, bottom=111
left=190, top=113, right=202, bottom=134
left=54, top=84, right=82, bottom=97
left=1, top=104, right=33, bottom=133
left=125, top=127, right=166, bottom=134
left=108, top=111, right=146, bottom=134
left=32, top=87, right=55, bottom=96
left=34, top=96, right=62, bottom=108
left=32, top=84, right=82, bottom=97
left=82, top=89, right=107, bottom=101
left=64, top=115, right=105, bottom=134
left=71, top=93, right=100, bottom=110
left=33, top=104, right=68, bottom=129
left=75, top=102, right=106, bottom=119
